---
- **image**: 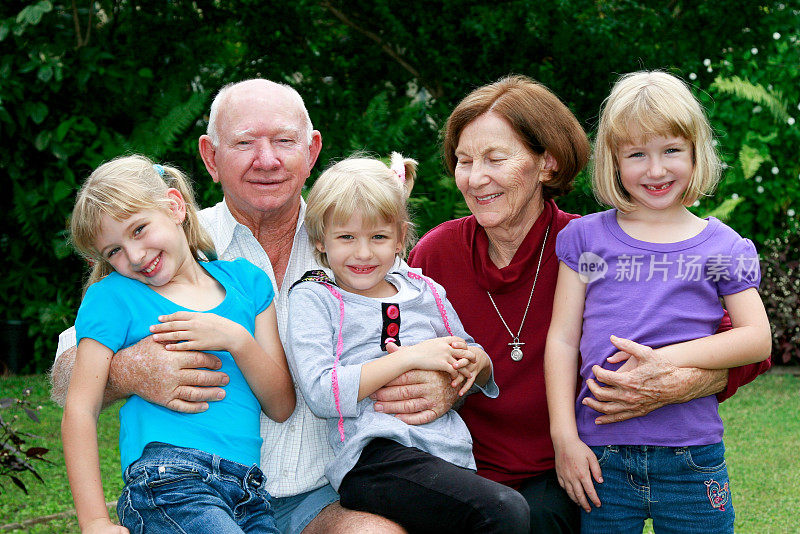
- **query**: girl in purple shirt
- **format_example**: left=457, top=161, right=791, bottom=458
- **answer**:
left=544, top=71, right=771, bottom=533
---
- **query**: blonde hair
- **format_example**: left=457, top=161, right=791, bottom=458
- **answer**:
left=593, top=70, right=722, bottom=212
left=71, top=154, right=216, bottom=290
left=305, top=152, right=417, bottom=268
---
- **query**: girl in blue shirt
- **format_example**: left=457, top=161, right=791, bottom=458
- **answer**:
left=63, top=155, right=295, bottom=534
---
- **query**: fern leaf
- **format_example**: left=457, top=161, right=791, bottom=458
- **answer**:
left=700, top=196, right=746, bottom=222
left=711, top=75, right=788, bottom=122
left=738, top=144, right=765, bottom=180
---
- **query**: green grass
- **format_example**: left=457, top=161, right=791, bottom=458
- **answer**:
left=0, top=374, right=122, bottom=533
left=1, top=373, right=798, bottom=532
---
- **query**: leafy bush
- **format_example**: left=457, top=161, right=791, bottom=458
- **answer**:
left=760, top=220, right=800, bottom=365
left=2, top=0, right=798, bottom=371
left=0, top=387, right=50, bottom=494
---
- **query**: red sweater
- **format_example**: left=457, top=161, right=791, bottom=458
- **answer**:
left=408, top=200, right=769, bottom=487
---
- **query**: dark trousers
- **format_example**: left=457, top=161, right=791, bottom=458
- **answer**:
left=339, top=439, right=530, bottom=534
left=517, top=469, right=580, bottom=534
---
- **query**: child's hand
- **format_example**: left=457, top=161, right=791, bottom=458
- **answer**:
left=450, top=346, right=490, bottom=396
left=83, top=517, right=129, bottom=534
left=390, top=337, right=473, bottom=380
left=553, top=436, right=603, bottom=513
left=151, top=311, right=248, bottom=353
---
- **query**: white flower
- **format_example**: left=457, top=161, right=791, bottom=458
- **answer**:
left=692, top=200, right=701, bottom=207
left=721, top=162, right=729, bottom=169
left=753, top=105, right=762, bottom=113
left=689, top=72, right=697, bottom=80
left=757, top=185, right=765, bottom=194
left=756, top=175, right=762, bottom=183
left=707, top=66, right=713, bottom=73
left=703, top=58, right=711, bottom=66
left=712, top=139, right=719, bottom=146
left=774, top=32, right=781, bottom=39
left=789, top=117, right=796, bottom=125
left=772, top=166, right=779, bottom=175
left=797, top=102, right=800, bottom=111
left=788, top=209, right=796, bottom=217
left=732, top=193, right=740, bottom=200
left=751, top=47, right=759, bottom=54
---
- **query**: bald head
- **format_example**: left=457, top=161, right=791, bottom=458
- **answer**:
left=206, top=79, right=314, bottom=147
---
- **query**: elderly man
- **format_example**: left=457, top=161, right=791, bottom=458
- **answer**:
left=51, top=79, right=412, bottom=534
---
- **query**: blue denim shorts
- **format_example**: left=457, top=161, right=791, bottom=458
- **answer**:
left=581, top=442, right=734, bottom=534
left=271, top=483, right=339, bottom=534
left=117, top=442, right=279, bottom=534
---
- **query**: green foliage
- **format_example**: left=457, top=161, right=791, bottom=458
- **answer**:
left=2, top=0, right=798, bottom=370
left=0, top=386, right=50, bottom=494
left=711, top=75, right=788, bottom=122
left=759, top=220, right=800, bottom=365
left=691, top=4, right=800, bottom=244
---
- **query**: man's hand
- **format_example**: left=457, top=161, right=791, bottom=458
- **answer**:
left=371, top=368, right=459, bottom=425
left=51, top=335, right=230, bottom=413
left=583, top=336, right=727, bottom=424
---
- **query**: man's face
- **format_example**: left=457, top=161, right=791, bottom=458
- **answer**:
left=201, top=82, right=322, bottom=222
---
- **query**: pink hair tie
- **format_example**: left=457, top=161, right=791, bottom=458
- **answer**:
left=390, top=152, right=406, bottom=183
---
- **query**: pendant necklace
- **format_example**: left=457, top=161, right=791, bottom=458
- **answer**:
left=486, top=225, right=549, bottom=362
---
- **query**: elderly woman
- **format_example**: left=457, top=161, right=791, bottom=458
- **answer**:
left=405, top=75, right=769, bottom=533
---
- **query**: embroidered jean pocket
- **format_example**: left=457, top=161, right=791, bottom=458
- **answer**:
left=682, top=443, right=727, bottom=474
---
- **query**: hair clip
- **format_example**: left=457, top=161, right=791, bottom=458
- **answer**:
left=390, top=152, right=406, bottom=183
left=153, top=164, right=165, bottom=177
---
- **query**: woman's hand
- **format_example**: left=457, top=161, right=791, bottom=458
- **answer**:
left=552, top=436, right=603, bottom=513
left=151, top=311, right=248, bottom=353
left=584, top=336, right=727, bottom=424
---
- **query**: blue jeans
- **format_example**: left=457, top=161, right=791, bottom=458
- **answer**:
left=581, top=442, right=734, bottom=534
left=117, top=442, right=279, bottom=534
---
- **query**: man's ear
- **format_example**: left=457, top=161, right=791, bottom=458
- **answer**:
left=165, top=188, right=187, bottom=223
left=199, top=135, right=220, bottom=183
left=307, top=130, right=323, bottom=170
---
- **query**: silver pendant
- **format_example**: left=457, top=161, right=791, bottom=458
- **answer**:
left=510, top=347, right=523, bottom=361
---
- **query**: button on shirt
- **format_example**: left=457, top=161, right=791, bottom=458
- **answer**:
left=57, top=198, right=335, bottom=498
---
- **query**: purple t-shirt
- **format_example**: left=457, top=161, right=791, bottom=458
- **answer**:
left=556, top=209, right=760, bottom=446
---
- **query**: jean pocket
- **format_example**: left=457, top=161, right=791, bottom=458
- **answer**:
left=146, top=465, right=206, bottom=489
left=117, top=486, right=144, bottom=534
left=589, top=445, right=615, bottom=467
left=682, top=443, right=727, bottom=474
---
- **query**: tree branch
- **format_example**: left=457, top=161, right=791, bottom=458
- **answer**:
left=71, top=0, right=84, bottom=48
left=319, top=2, right=442, bottom=98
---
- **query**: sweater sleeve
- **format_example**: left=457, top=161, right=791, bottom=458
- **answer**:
left=285, top=285, right=362, bottom=418
left=426, top=275, right=499, bottom=399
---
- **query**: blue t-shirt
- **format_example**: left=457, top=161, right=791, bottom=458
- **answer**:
left=556, top=210, right=760, bottom=447
left=75, top=258, right=274, bottom=474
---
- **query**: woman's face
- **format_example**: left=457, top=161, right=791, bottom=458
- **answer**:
left=453, top=112, right=546, bottom=234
